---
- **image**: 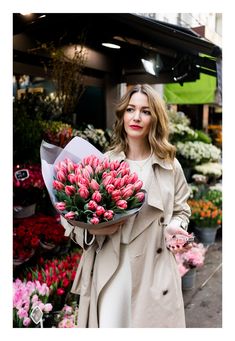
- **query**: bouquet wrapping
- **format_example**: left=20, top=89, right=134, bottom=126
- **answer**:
left=41, top=137, right=145, bottom=229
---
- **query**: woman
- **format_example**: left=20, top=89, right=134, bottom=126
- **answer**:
left=61, top=84, right=191, bottom=328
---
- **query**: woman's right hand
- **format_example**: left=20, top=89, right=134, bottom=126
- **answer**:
left=88, top=220, right=126, bottom=236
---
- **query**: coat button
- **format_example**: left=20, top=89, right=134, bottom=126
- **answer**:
left=156, top=247, right=162, bottom=254
left=159, top=216, right=164, bottom=224
left=163, top=290, right=168, bottom=295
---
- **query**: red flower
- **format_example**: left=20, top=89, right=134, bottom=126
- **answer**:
left=57, top=288, right=65, bottom=295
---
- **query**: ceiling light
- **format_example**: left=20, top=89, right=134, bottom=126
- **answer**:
left=102, top=43, right=121, bottom=49
left=141, top=59, right=156, bottom=76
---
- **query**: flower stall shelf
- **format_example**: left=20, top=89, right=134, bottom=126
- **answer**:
left=188, top=199, right=222, bottom=246
left=175, top=242, right=206, bottom=290
left=13, top=163, right=45, bottom=218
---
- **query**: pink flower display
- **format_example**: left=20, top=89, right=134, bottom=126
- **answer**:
left=53, top=155, right=145, bottom=225
left=175, top=242, right=207, bottom=276
left=13, top=279, right=53, bottom=328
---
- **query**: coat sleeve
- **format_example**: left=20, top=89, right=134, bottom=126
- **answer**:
left=168, top=158, right=191, bottom=230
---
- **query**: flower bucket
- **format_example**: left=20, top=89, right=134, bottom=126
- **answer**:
left=13, top=249, right=35, bottom=267
left=182, top=268, right=196, bottom=290
left=194, top=226, right=219, bottom=246
left=40, top=240, right=56, bottom=250
left=13, top=203, right=36, bottom=218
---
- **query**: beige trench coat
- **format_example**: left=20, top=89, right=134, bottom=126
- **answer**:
left=62, top=152, right=191, bottom=328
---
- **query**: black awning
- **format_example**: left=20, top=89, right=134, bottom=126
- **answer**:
left=13, top=13, right=222, bottom=84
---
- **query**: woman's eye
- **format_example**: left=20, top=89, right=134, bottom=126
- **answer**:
left=142, top=110, right=151, bottom=115
left=126, top=107, right=134, bottom=112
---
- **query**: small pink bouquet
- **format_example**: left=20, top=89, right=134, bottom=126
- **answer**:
left=175, top=242, right=207, bottom=276
left=53, top=155, right=145, bottom=226
left=41, top=137, right=145, bottom=229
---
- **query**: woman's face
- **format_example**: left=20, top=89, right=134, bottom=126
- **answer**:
left=124, top=91, right=152, bottom=141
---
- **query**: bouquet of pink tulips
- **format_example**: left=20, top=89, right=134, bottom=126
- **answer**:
left=53, top=155, right=145, bottom=227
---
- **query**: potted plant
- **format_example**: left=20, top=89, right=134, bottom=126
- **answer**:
left=187, top=199, right=222, bottom=246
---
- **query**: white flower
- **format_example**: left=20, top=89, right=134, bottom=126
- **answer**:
left=194, top=162, right=222, bottom=178
left=176, top=141, right=221, bottom=164
left=169, top=122, right=197, bottom=138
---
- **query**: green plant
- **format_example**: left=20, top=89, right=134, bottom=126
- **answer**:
left=13, top=96, right=45, bottom=163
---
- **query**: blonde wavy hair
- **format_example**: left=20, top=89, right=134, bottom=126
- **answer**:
left=109, top=84, right=176, bottom=161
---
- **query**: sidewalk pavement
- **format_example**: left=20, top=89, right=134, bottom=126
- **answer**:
left=183, top=235, right=222, bottom=328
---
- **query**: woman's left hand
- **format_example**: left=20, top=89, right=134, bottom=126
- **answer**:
left=165, top=225, right=194, bottom=254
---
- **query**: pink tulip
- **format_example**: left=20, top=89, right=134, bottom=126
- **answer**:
left=127, top=172, right=138, bottom=184
left=77, top=176, right=89, bottom=188
left=92, top=191, right=102, bottom=203
left=87, top=200, right=98, bottom=211
left=86, top=164, right=94, bottom=176
left=110, top=160, right=120, bottom=170
left=90, top=179, right=100, bottom=191
left=102, top=175, right=113, bottom=187
left=119, top=161, right=129, bottom=169
left=53, top=180, right=65, bottom=190
left=104, top=210, right=114, bottom=220
left=68, top=173, right=76, bottom=184
left=105, top=184, right=115, bottom=194
left=23, top=317, right=31, bottom=327
left=95, top=164, right=104, bottom=174
left=133, top=179, right=143, bottom=192
left=109, top=170, right=118, bottom=178
left=65, top=158, right=75, bottom=172
left=57, top=170, right=67, bottom=182
left=55, top=202, right=66, bottom=211
left=44, top=303, right=53, bottom=313
left=116, top=199, right=128, bottom=209
left=122, top=185, right=134, bottom=199
left=90, top=216, right=100, bottom=224
left=111, top=189, right=121, bottom=201
left=135, top=191, right=145, bottom=202
left=64, top=212, right=75, bottom=220
left=65, top=185, right=76, bottom=196
left=78, top=186, right=89, bottom=199
left=113, top=178, right=122, bottom=189
left=102, top=158, right=110, bottom=169
left=96, top=206, right=106, bottom=216
left=92, top=156, right=101, bottom=168
left=102, top=171, right=109, bottom=179
left=56, top=160, right=67, bottom=173
left=17, top=308, right=28, bottom=319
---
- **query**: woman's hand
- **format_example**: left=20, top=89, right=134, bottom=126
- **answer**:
left=88, top=220, right=126, bottom=236
left=165, top=225, right=194, bottom=254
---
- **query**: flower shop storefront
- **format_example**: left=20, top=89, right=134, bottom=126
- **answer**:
left=12, top=13, right=222, bottom=328
left=13, top=109, right=222, bottom=328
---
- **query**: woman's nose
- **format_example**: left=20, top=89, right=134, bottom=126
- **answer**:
left=133, top=110, right=141, bottom=121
